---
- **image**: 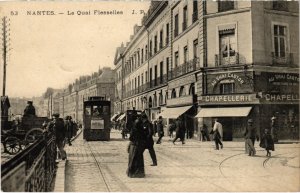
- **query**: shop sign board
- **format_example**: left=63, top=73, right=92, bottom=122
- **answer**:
left=211, top=72, right=246, bottom=87
left=267, top=73, right=299, bottom=86
left=91, top=118, right=104, bottom=129
left=167, top=95, right=194, bottom=107
left=198, top=94, right=258, bottom=105
left=263, top=93, right=299, bottom=103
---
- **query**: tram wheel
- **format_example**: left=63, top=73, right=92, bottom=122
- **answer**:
left=25, top=128, right=44, bottom=144
left=4, top=137, right=22, bottom=155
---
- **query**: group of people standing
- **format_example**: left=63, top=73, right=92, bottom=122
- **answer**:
left=46, top=113, right=79, bottom=160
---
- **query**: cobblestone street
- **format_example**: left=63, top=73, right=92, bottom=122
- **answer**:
left=55, top=130, right=300, bottom=192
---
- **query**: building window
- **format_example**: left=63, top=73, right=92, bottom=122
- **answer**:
left=171, top=89, right=176, bottom=98
left=149, top=40, right=153, bottom=57
left=150, top=68, right=153, bottom=87
left=165, top=91, right=168, bottom=103
left=141, top=49, right=144, bottom=63
left=192, top=1, right=198, bottom=23
left=154, top=65, right=158, bottom=86
left=175, top=51, right=179, bottom=67
left=154, top=35, right=157, bottom=54
left=141, top=73, right=144, bottom=86
left=174, top=14, right=179, bottom=37
left=184, top=46, right=188, bottom=64
left=159, top=30, right=163, bottom=49
left=220, top=81, right=235, bottom=94
left=273, top=1, right=288, bottom=11
left=166, top=23, right=169, bottom=45
left=189, top=83, right=195, bottom=95
left=218, top=1, right=234, bottom=12
left=160, top=61, right=163, bottom=84
left=138, top=76, right=140, bottom=92
left=179, top=86, right=185, bottom=97
left=145, top=45, right=148, bottom=60
left=183, top=6, right=188, bottom=31
left=138, top=51, right=140, bottom=66
left=145, top=71, right=148, bottom=83
left=219, top=30, right=236, bottom=65
left=166, top=57, right=169, bottom=80
left=159, top=92, right=163, bottom=105
left=193, top=39, right=198, bottom=59
left=273, top=24, right=287, bottom=58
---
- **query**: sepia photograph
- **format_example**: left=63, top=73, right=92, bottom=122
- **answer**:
left=0, top=0, right=299, bottom=192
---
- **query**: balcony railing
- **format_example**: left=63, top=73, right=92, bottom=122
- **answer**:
left=271, top=52, right=294, bottom=66
left=192, top=12, right=198, bottom=23
left=215, top=53, right=239, bottom=66
left=169, top=58, right=200, bottom=80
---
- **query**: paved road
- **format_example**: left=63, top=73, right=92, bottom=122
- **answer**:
left=61, top=130, right=299, bottom=192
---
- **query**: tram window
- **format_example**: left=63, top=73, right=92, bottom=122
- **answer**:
left=85, top=106, right=91, bottom=116
left=92, top=105, right=103, bottom=117
left=103, top=106, right=109, bottom=115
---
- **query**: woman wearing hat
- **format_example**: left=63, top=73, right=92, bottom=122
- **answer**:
left=260, top=128, right=275, bottom=157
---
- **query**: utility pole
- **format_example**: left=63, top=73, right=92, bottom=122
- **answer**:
left=2, top=17, right=10, bottom=96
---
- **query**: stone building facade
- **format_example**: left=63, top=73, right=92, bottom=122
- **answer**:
left=114, top=1, right=299, bottom=140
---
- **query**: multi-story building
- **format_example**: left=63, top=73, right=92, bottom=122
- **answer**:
left=196, top=1, right=299, bottom=140
left=114, top=1, right=299, bottom=140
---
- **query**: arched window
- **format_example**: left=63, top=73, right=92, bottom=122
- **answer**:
left=219, top=80, right=235, bottom=94
left=153, top=94, right=157, bottom=107
left=179, top=86, right=185, bottom=97
left=148, top=96, right=153, bottom=108
left=189, top=83, right=195, bottom=95
left=171, top=89, right=176, bottom=98
left=159, top=92, right=163, bottom=105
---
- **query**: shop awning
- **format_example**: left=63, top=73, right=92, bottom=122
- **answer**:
left=195, top=107, right=252, bottom=118
left=116, top=114, right=126, bottom=121
left=157, top=106, right=192, bottom=119
left=110, top=114, right=119, bottom=121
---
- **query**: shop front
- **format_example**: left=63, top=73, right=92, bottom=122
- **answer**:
left=197, top=94, right=260, bottom=141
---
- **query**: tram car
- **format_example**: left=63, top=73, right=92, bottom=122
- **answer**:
left=83, top=96, right=111, bottom=141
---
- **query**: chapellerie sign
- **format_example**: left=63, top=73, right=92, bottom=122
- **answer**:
left=198, top=94, right=258, bottom=104
left=264, top=94, right=299, bottom=102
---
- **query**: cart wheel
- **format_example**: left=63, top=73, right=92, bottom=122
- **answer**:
left=4, top=137, right=22, bottom=155
left=25, top=128, right=44, bottom=144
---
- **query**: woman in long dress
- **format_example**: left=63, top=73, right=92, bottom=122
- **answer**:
left=126, top=114, right=148, bottom=178
left=260, top=128, right=275, bottom=157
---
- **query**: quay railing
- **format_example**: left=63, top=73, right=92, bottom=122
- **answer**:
left=1, top=131, right=57, bottom=192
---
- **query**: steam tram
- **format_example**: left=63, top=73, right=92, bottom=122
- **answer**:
left=83, top=96, right=111, bottom=141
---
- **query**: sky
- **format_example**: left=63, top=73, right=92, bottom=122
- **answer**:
left=0, top=1, right=150, bottom=98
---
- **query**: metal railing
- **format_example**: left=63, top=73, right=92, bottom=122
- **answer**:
left=215, top=53, right=239, bottom=66
left=169, top=58, right=200, bottom=79
left=1, top=132, right=57, bottom=192
left=271, top=52, right=294, bottom=66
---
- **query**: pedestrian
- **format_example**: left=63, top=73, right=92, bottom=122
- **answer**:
left=126, top=113, right=148, bottom=178
left=168, top=122, right=175, bottom=138
left=47, top=113, right=67, bottom=160
left=211, top=118, right=223, bottom=150
left=200, top=124, right=210, bottom=141
left=173, top=116, right=185, bottom=145
left=153, top=120, right=157, bottom=137
left=156, top=116, right=164, bottom=144
left=271, top=116, right=279, bottom=142
left=260, top=128, right=275, bottom=157
left=23, top=101, right=36, bottom=117
left=121, top=119, right=127, bottom=139
left=244, top=119, right=259, bottom=156
left=64, top=116, right=73, bottom=146
left=144, top=114, right=157, bottom=166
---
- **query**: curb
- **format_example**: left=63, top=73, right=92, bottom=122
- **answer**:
left=53, top=160, right=66, bottom=192
left=53, top=129, right=82, bottom=192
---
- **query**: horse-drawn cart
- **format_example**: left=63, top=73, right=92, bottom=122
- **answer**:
left=1, top=115, right=49, bottom=155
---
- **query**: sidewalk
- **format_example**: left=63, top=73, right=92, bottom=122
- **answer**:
left=53, top=129, right=300, bottom=192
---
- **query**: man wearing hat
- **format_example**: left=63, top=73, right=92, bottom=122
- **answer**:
left=244, top=119, right=259, bottom=156
left=24, top=101, right=36, bottom=116
left=48, top=113, right=67, bottom=160
left=156, top=116, right=164, bottom=144
left=65, top=116, right=73, bottom=146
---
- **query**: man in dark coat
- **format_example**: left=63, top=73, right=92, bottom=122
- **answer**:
left=156, top=116, right=164, bottom=144
left=173, top=117, right=185, bottom=145
left=24, top=101, right=36, bottom=116
left=144, top=114, right=157, bottom=166
left=64, top=116, right=73, bottom=146
left=47, top=113, right=67, bottom=160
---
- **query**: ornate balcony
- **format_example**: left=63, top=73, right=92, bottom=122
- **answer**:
left=271, top=52, right=294, bottom=66
left=170, top=58, right=200, bottom=80
left=215, top=52, right=239, bottom=66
